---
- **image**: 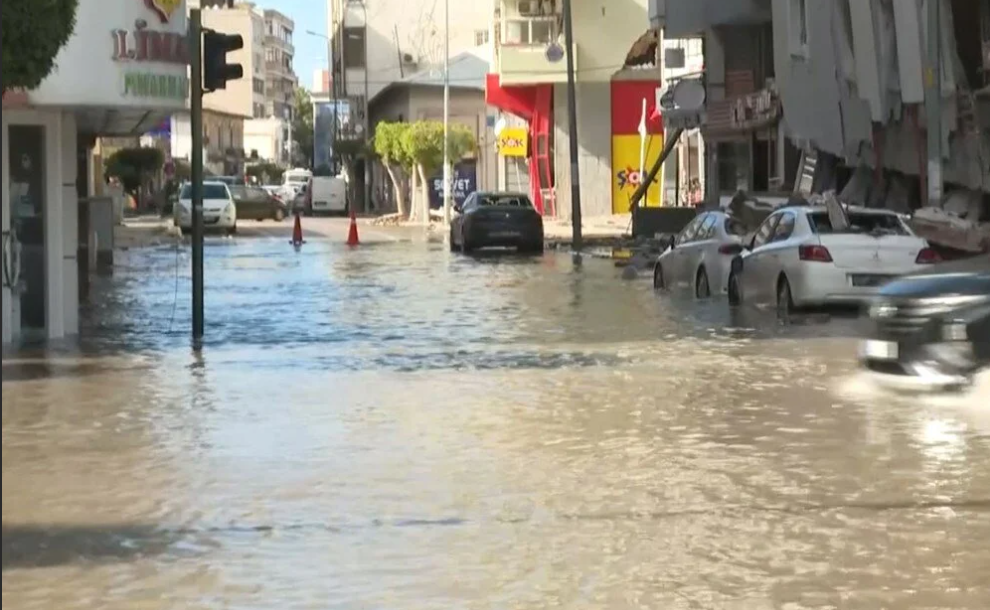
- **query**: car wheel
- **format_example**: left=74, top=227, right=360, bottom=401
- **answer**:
left=274, top=208, right=285, bottom=222
left=727, top=272, right=742, bottom=306
left=777, top=276, right=795, bottom=316
left=652, top=262, right=665, bottom=290
left=462, top=236, right=474, bottom=254
left=228, top=224, right=237, bottom=236
left=695, top=267, right=711, bottom=299
left=449, top=228, right=459, bottom=252
left=520, top=241, right=543, bottom=254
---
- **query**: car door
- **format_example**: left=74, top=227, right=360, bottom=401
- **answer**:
left=756, top=211, right=798, bottom=296
left=683, top=213, right=718, bottom=287
left=248, top=186, right=273, bottom=218
left=740, top=212, right=782, bottom=306
left=453, top=193, right=476, bottom=244
left=228, top=185, right=251, bottom=219
left=665, top=213, right=706, bottom=286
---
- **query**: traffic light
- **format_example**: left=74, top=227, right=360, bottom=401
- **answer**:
left=202, top=29, right=243, bottom=92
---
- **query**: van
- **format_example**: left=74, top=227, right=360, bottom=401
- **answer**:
left=307, top=176, right=347, bottom=215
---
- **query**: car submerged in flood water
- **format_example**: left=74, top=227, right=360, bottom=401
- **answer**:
left=859, top=255, right=990, bottom=392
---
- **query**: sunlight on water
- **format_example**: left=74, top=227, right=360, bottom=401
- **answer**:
left=833, top=368, right=990, bottom=420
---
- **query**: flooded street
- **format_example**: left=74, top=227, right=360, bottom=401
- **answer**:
left=3, top=235, right=990, bottom=609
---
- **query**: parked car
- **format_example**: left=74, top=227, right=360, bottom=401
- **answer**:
left=229, top=184, right=287, bottom=221
left=307, top=176, right=347, bottom=215
left=450, top=191, right=544, bottom=253
left=173, top=181, right=238, bottom=235
left=653, top=210, right=749, bottom=297
left=859, top=255, right=990, bottom=392
left=212, top=175, right=246, bottom=186
left=727, top=205, right=940, bottom=312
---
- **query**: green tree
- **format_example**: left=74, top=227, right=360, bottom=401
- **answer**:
left=104, top=147, right=165, bottom=195
left=373, top=122, right=412, bottom=217
left=1, top=0, right=79, bottom=92
left=399, top=121, right=477, bottom=222
left=291, top=87, right=314, bottom=168
left=245, top=161, right=284, bottom=184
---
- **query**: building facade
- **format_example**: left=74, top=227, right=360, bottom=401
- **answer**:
left=323, top=0, right=492, bottom=210
left=263, top=8, right=298, bottom=122
left=486, top=0, right=663, bottom=218
left=3, top=0, right=190, bottom=345
left=769, top=0, right=989, bottom=203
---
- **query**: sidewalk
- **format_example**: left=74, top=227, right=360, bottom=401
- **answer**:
left=114, top=215, right=180, bottom=249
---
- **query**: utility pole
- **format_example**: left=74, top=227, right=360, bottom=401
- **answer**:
left=561, top=0, right=582, bottom=250
left=190, top=8, right=205, bottom=341
left=924, top=0, right=943, bottom=207
left=442, top=0, right=452, bottom=225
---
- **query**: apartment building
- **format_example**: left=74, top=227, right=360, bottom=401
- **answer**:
left=320, top=0, right=491, bottom=210
left=168, top=2, right=265, bottom=173
left=657, top=0, right=788, bottom=201
left=263, top=9, right=297, bottom=121
left=487, top=0, right=662, bottom=217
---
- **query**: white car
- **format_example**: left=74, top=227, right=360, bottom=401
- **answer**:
left=727, top=204, right=941, bottom=312
left=174, top=181, right=238, bottom=235
left=653, top=210, right=749, bottom=297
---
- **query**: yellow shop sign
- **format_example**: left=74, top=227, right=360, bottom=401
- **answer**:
left=497, top=128, right=528, bottom=157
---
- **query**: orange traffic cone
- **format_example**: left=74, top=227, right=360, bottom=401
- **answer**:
left=290, top=212, right=305, bottom=246
left=346, top=208, right=360, bottom=246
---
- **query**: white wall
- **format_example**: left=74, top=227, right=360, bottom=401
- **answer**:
left=553, top=82, right=613, bottom=218
left=244, top=117, right=287, bottom=162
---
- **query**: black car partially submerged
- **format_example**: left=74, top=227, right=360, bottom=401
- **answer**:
left=450, top=191, right=544, bottom=253
left=860, top=255, right=990, bottom=391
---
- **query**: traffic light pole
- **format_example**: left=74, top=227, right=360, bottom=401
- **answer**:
left=190, top=8, right=205, bottom=342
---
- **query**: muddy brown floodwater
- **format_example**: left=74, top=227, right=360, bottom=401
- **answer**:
left=3, top=237, right=990, bottom=609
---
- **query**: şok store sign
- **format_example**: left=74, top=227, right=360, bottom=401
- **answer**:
left=611, top=81, right=664, bottom=214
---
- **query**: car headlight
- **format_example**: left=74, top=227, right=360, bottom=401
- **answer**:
left=224, top=202, right=235, bottom=215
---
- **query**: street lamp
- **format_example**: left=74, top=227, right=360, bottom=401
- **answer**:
left=442, top=0, right=451, bottom=225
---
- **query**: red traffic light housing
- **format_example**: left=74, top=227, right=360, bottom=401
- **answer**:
left=203, top=30, right=244, bottom=92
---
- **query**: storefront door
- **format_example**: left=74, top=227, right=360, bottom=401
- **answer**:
left=7, top=125, right=47, bottom=338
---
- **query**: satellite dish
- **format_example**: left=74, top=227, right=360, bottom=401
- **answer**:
left=545, top=42, right=564, bottom=63
left=671, top=79, right=706, bottom=111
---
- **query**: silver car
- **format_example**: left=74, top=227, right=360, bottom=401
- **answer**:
left=653, top=210, right=748, bottom=297
left=727, top=205, right=939, bottom=313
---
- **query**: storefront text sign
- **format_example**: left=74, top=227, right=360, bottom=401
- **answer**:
left=496, top=128, right=528, bottom=157
left=112, top=16, right=189, bottom=101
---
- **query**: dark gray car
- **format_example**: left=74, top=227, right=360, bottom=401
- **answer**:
left=449, top=192, right=544, bottom=254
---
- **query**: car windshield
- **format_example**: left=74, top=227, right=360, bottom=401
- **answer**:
left=179, top=183, right=229, bottom=200
left=809, top=211, right=908, bottom=236
left=477, top=195, right=532, bottom=208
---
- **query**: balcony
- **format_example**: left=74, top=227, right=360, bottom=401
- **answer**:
left=265, top=33, right=294, bottom=55
left=495, top=16, right=576, bottom=85
left=265, top=60, right=294, bottom=79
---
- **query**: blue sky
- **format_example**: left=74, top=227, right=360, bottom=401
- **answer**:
left=265, top=0, right=328, bottom=90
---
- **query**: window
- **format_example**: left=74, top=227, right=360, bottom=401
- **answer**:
left=697, top=213, right=718, bottom=241
left=474, top=29, right=489, bottom=45
left=752, top=214, right=781, bottom=249
left=770, top=212, right=795, bottom=242
left=181, top=183, right=229, bottom=199
left=477, top=194, right=533, bottom=208
left=808, top=212, right=909, bottom=235
left=253, top=78, right=265, bottom=94
left=502, top=18, right=556, bottom=44
left=343, top=27, right=366, bottom=68
left=676, top=214, right=706, bottom=245
left=789, top=0, right=809, bottom=56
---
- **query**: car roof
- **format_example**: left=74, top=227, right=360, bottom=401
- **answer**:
left=473, top=191, right=529, bottom=198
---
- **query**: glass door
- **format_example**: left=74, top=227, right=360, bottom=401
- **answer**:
left=7, top=125, right=47, bottom=336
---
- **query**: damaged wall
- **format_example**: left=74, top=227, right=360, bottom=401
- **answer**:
left=771, top=0, right=990, bottom=193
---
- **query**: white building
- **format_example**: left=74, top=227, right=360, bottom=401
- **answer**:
left=244, top=116, right=288, bottom=162
left=2, top=0, right=189, bottom=345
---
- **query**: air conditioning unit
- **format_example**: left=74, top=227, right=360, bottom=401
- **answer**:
left=517, top=0, right=539, bottom=17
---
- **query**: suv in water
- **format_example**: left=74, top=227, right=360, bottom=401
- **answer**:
left=859, top=256, right=990, bottom=391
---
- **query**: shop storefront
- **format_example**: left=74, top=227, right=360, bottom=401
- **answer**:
left=2, top=0, right=189, bottom=345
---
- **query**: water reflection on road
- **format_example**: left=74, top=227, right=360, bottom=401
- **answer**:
left=3, top=237, right=989, bottom=609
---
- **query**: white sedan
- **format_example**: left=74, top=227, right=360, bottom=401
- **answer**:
left=727, top=204, right=941, bottom=312
left=653, top=210, right=749, bottom=297
left=173, top=181, right=238, bottom=235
